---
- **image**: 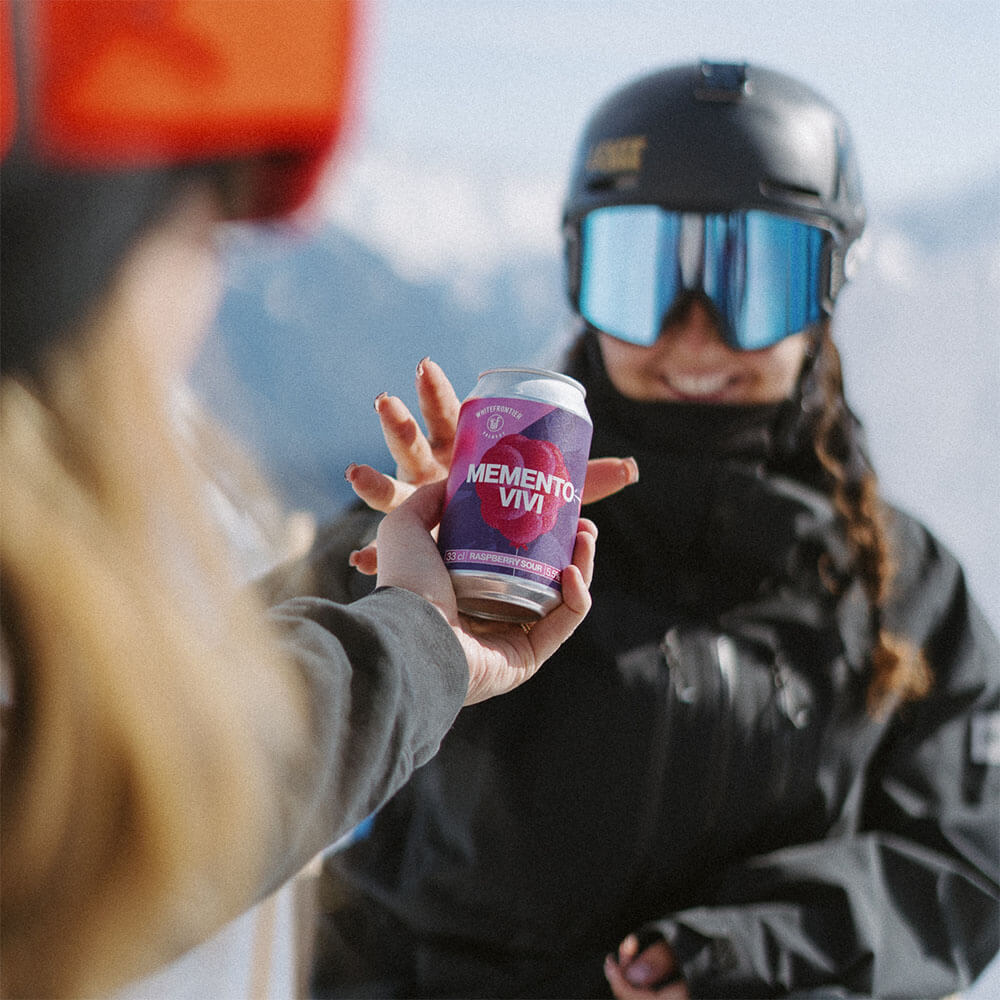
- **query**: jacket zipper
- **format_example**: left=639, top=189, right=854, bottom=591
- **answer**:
left=702, top=634, right=737, bottom=839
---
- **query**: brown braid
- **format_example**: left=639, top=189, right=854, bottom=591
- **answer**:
left=810, top=327, right=932, bottom=716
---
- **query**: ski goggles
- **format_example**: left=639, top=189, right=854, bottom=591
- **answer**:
left=571, top=205, right=831, bottom=351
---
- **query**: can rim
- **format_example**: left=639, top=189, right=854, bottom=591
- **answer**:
left=476, top=366, right=587, bottom=398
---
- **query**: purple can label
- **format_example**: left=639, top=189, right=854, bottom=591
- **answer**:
left=438, top=395, right=592, bottom=593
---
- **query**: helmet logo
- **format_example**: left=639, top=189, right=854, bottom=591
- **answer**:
left=585, top=135, right=647, bottom=176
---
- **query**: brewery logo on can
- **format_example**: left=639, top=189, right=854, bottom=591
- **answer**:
left=438, top=367, right=592, bottom=622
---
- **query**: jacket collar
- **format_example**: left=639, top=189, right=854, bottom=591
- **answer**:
left=565, top=331, right=853, bottom=611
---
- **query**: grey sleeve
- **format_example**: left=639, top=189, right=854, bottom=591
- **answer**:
left=258, top=585, right=467, bottom=896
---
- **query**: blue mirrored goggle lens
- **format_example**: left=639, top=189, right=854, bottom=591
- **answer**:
left=577, top=207, right=826, bottom=350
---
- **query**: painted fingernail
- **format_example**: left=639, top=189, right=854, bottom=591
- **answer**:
left=626, top=960, right=655, bottom=985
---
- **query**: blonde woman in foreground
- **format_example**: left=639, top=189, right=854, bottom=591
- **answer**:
left=0, top=4, right=633, bottom=996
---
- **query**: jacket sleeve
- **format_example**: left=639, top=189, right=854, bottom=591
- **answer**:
left=651, top=522, right=1000, bottom=999
left=257, top=586, right=467, bottom=896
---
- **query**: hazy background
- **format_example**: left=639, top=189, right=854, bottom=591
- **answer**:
left=189, top=5, right=998, bottom=991
left=198, top=0, right=1000, bottom=625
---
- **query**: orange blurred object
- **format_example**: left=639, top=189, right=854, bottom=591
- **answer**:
left=2, top=0, right=363, bottom=216
left=0, top=0, right=15, bottom=156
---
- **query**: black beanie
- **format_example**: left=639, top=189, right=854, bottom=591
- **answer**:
left=1, top=0, right=196, bottom=380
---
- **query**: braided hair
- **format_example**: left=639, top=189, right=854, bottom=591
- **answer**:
left=568, top=309, right=933, bottom=717
left=797, top=326, right=932, bottom=716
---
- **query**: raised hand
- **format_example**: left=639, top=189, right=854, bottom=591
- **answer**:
left=347, top=357, right=637, bottom=574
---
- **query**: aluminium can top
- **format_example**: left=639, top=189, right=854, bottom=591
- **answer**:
left=471, top=366, right=590, bottom=421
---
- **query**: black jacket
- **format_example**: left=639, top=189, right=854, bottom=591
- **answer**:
left=308, top=344, right=1000, bottom=999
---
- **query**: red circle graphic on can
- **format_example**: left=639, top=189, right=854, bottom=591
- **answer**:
left=474, top=433, right=571, bottom=548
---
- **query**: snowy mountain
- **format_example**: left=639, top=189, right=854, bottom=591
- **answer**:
left=192, top=222, right=568, bottom=516
left=191, top=169, right=1000, bottom=630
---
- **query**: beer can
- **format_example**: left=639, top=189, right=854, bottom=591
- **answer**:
left=437, top=367, right=592, bottom=622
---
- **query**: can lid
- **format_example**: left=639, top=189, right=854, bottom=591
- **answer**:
left=477, top=366, right=587, bottom=399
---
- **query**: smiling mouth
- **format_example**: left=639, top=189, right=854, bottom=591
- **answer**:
left=665, top=372, right=736, bottom=399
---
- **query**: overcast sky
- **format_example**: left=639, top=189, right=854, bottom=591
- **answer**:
left=313, top=0, right=999, bottom=285
left=343, top=0, right=999, bottom=209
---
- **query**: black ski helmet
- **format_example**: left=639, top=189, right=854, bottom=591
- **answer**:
left=563, top=61, right=866, bottom=316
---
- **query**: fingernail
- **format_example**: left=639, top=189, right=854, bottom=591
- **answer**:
left=344, top=463, right=357, bottom=481
left=416, top=356, right=430, bottom=377
left=624, top=457, right=639, bottom=483
left=626, top=961, right=654, bottom=986
left=374, top=391, right=387, bottom=411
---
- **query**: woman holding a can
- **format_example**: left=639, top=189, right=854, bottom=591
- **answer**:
left=302, top=63, right=999, bottom=999
left=0, top=4, right=617, bottom=996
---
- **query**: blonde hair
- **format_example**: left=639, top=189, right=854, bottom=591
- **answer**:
left=1, top=288, right=308, bottom=996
